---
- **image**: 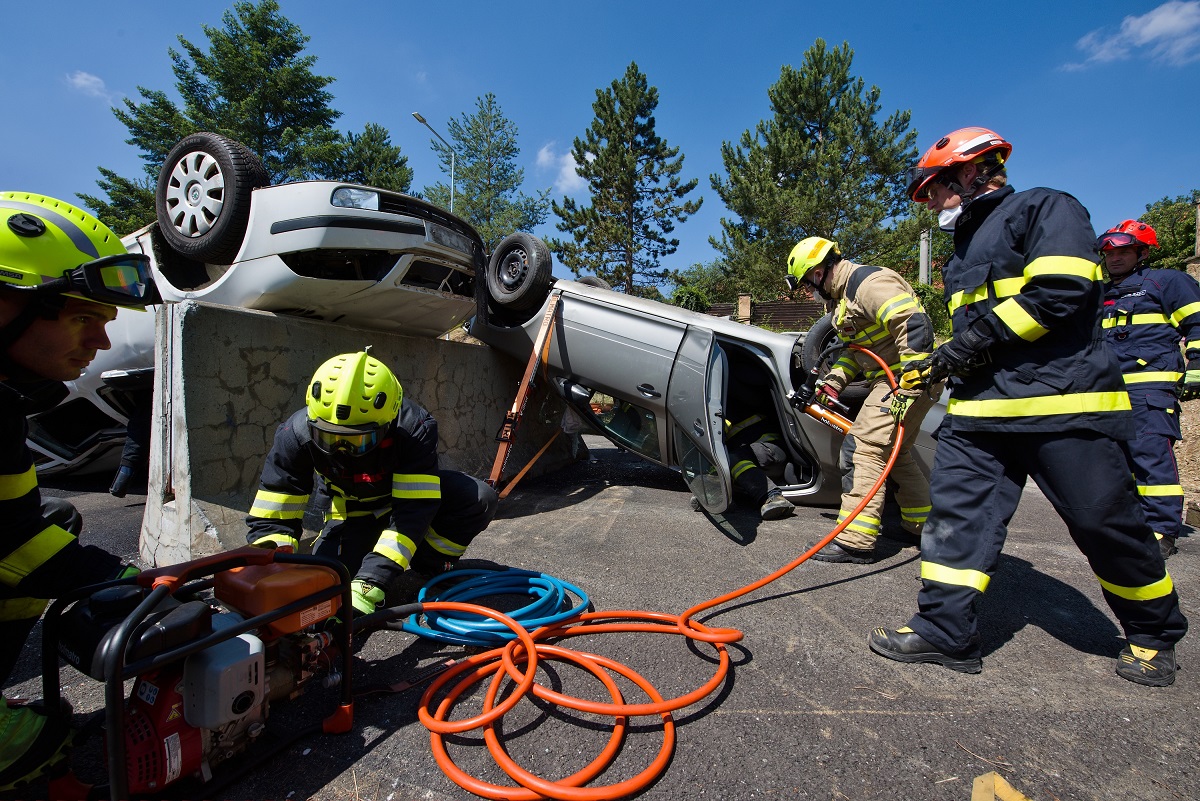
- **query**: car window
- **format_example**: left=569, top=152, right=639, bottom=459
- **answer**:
left=673, top=423, right=726, bottom=509
left=587, top=392, right=662, bottom=461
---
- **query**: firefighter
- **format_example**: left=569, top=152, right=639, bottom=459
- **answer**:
left=0, top=193, right=152, bottom=790
left=246, top=349, right=499, bottom=618
left=786, top=237, right=938, bottom=562
left=870, top=127, right=1187, bottom=686
left=1099, top=220, right=1200, bottom=560
left=723, top=369, right=794, bottom=520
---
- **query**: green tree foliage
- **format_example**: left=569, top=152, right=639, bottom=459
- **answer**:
left=1141, top=191, right=1199, bottom=272
left=422, top=94, right=549, bottom=250
left=710, top=39, right=917, bottom=301
left=550, top=62, right=702, bottom=296
left=672, top=285, right=711, bottom=312
left=80, top=0, right=409, bottom=234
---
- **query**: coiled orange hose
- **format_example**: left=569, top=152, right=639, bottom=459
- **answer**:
left=418, top=345, right=906, bottom=799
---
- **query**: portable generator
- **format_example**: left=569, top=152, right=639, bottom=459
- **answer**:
left=41, top=547, right=356, bottom=800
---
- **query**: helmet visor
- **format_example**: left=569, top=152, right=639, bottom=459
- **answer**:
left=309, top=421, right=382, bottom=456
left=1096, top=232, right=1140, bottom=252
left=67, top=254, right=160, bottom=307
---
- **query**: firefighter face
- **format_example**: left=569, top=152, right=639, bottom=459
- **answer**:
left=0, top=294, right=115, bottom=381
left=1103, top=246, right=1142, bottom=280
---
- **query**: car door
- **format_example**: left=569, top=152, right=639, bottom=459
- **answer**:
left=666, top=326, right=732, bottom=513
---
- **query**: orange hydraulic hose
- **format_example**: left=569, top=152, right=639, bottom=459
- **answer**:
left=419, top=344, right=908, bottom=800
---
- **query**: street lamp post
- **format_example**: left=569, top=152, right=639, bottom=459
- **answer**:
left=411, top=111, right=454, bottom=214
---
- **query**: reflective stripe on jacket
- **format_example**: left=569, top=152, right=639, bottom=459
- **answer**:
left=1103, top=267, right=1200, bottom=391
left=246, top=397, right=442, bottom=575
left=824, top=260, right=934, bottom=389
left=940, top=186, right=1133, bottom=437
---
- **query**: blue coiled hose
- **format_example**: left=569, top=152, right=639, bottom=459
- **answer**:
left=401, top=568, right=590, bottom=646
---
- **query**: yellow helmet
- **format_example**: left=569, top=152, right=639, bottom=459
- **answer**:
left=306, top=350, right=402, bottom=456
left=0, top=192, right=157, bottom=309
left=786, top=237, right=840, bottom=283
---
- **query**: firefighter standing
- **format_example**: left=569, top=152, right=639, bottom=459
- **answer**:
left=0, top=193, right=152, bottom=790
left=246, top=350, right=499, bottom=617
left=786, top=237, right=938, bottom=562
left=870, top=127, right=1186, bottom=686
left=1099, top=220, right=1200, bottom=560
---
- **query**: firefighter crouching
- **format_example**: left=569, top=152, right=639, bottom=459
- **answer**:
left=246, top=350, right=499, bottom=617
left=1098, top=220, right=1200, bottom=560
left=785, top=236, right=939, bottom=563
left=869, top=127, right=1187, bottom=686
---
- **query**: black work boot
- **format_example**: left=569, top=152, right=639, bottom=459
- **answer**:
left=1116, top=643, right=1176, bottom=687
left=1158, top=535, right=1178, bottom=560
left=868, top=626, right=983, bottom=674
left=811, top=540, right=874, bottom=564
left=759, top=491, right=794, bottom=521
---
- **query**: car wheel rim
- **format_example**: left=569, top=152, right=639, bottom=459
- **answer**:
left=164, top=150, right=225, bottom=238
left=498, top=248, right=529, bottom=293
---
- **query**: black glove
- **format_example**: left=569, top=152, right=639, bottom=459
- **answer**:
left=900, top=316, right=998, bottom=391
left=1179, top=358, right=1200, bottom=401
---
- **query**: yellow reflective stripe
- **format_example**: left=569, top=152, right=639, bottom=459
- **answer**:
left=901, top=504, right=931, bottom=522
left=877, top=294, right=917, bottom=328
left=248, top=490, right=308, bottom=520
left=726, top=415, right=763, bottom=439
left=1171, top=301, right=1200, bottom=326
left=731, top=459, right=756, bottom=480
left=373, top=529, right=417, bottom=570
left=921, top=561, right=990, bottom=592
left=947, top=285, right=989, bottom=316
left=1025, top=255, right=1102, bottom=281
left=393, top=473, right=441, bottom=500
left=1123, top=371, right=1183, bottom=385
left=755, top=432, right=779, bottom=443
left=0, top=465, right=37, bottom=501
left=425, top=528, right=467, bottom=557
left=1101, top=313, right=1170, bottom=328
left=900, top=352, right=931, bottom=364
left=1096, top=572, right=1174, bottom=601
left=251, top=533, right=300, bottom=550
left=0, top=525, right=74, bottom=587
left=838, top=511, right=880, bottom=536
left=1137, top=483, right=1184, bottom=497
left=991, top=276, right=1025, bottom=298
left=947, top=391, right=1132, bottom=418
left=993, top=297, right=1048, bottom=342
left=0, top=596, right=48, bottom=621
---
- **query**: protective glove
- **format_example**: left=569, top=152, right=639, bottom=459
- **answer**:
left=900, top=316, right=999, bottom=391
left=113, top=564, right=140, bottom=580
left=350, top=579, right=386, bottom=616
left=888, top=388, right=923, bottom=425
left=250, top=534, right=298, bottom=552
left=815, top=382, right=842, bottom=408
left=1179, top=358, right=1200, bottom=401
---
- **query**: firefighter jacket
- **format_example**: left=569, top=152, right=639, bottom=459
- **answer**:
left=0, top=381, right=122, bottom=612
left=246, top=397, right=442, bottom=586
left=1102, top=266, right=1200, bottom=391
left=822, top=259, right=935, bottom=390
left=941, top=185, right=1133, bottom=437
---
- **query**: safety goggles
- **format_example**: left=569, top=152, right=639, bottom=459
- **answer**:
left=1095, top=232, right=1141, bottom=252
left=56, top=254, right=159, bottom=307
left=309, top=422, right=382, bottom=456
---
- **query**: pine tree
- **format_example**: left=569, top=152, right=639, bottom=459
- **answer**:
left=80, top=0, right=409, bottom=233
left=422, top=94, right=549, bottom=249
left=550, top=62, right=702, bottom=295
left=710, top=40, right=917, bottom=301
left=1141, top=191, right=1200, bottom=271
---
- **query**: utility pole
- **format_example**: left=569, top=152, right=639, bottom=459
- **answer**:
left=919, top=228, right=931, bottom=285
left=411, top=112, right=455, bottom=214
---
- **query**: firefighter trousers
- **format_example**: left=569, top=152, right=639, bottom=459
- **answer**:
left=908, top=426, right=1187, bottom=657
left=835, top=380, right=934, bottom=551
left=313, top=470, right=498, bottom=579
left=1126, top=389, right=1184, bottom=541
left=729, top=439, right=788, bottom=506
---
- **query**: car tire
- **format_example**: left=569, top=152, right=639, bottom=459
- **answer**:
left=800, top=312, right=872, bottom=413
left=486, top=233, right=555, bottom=312
left=576, top=275, right=611, bottom=290
left=155, top=132, right=270, bottom=264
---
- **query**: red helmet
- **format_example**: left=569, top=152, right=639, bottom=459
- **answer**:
left=1096, top=220, right=1158, bottom=251
left=907, top=127, right=1013, bottom=202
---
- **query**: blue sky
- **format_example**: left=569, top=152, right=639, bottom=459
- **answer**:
left=3, top=1, right=1198, bottom=281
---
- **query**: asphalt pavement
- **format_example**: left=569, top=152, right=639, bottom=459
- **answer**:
left=9, top=436, right=1199, bottom=801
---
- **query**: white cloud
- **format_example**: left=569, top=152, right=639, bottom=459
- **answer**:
left=536, top=142, right=585, bottom=194
left=1065, top=1, right=1200, bottom=69
left=66, top=70, right=112, bottom=99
